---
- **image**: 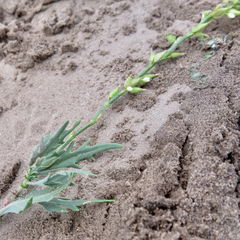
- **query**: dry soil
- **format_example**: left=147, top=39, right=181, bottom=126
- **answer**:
left=0, top=0, right=240, bottom=239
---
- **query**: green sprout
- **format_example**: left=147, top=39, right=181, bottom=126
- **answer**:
left=1, top=0, right=240, bottom=221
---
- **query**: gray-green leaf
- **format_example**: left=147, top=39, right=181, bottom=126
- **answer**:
left=30, top=141, right=122, bottom=176
left=39, top=198, right=114, bottom=213
left=29, top=120, right=81, bottom=166
left=0, top=173, right=74, bottom=218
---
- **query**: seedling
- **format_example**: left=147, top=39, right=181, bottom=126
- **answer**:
left=203, top=32, right=234, bottom=59
left=190, top=31, right=234, bottom=87
left=1, top=0, right=239, bottom=221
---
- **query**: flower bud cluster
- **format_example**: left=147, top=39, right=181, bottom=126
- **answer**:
left=192, top=1, right=240, bottom=38
left=124, top=74, right=158, bottom=93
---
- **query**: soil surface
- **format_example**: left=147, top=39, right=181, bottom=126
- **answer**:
left=0, top=0, right=240, bottom=239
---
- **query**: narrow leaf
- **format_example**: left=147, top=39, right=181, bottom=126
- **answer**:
left=39, top=202, right=68, bottom=213
left=29, top=120, right=82, bottom=166
left=59, top=120, right=81, bottom=143
left=29, top=121, right=69, bottom=165
left=36, top=142, right=122, bottom=173
left=124, top=75, right=132, bottom=88
left=207, top=39, right=215, bottom=46
left=201, top=10, right=212, bottom=20
left=154, top=50, right=167, bottom=63
left=194, top=32, right=205, bottom=37
left=191, top=23, right=208, bottom=34
left=39, top=198, right=114, bottom=213
left=150, top=52, right=155, bottom=64
left=0, top=174, right=74, bottom=217
left=212, top=8, right=228, bottom=18
left=166, top=52, right=183, bottom=59
left=203, top=51, right=214, bottom=59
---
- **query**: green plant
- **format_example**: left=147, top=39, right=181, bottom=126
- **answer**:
left=188, top=31, right=234, bottom=88
left=1, top=0, right=239, bottom=221
left=203, top=31, right=234, bottom=59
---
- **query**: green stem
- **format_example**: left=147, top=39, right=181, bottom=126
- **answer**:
left=134, top=32, right=194, bottom=81
left=134, top=1, right=237, bottom=81
left=58, top=89, right=127, bottom=150
left=91, top=89, right=127, bottom=122
left=61, top=1, right=238, bottom=149
left=2, top=0, right=240, bottom=213
left=135, top=63, right=155, bottom=79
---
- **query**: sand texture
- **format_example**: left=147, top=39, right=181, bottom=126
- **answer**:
left=0, top=0, right=240, bottom=239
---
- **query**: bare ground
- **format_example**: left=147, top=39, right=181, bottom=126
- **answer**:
left=0, top=0, right=240, bottom=239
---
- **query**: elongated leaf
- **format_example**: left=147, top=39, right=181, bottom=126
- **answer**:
left=26, top=169, right=96, bottom=187
left=0, top=174, right=73, bottom=218
left=150, top=52, right=155, bottom=64
left=212, top=8, right=228, bottom=18
left=154, top=50, right=167, bottom=63
left=22, top=196, right=33, bottom=212
left=166, top=52, right=182, bottom=59
left=191, top=23, right=208, bottom=34
left=194, top=32, right=205, bottom=37
left=53, top=169, right=97, bottom=177
left=25, top=172, right=72, bottom=188
left=0, top=197, right=33, bottom=218
left=29, top=120, right=81, bottom=166
left=198, top=36, right=208, bottom=41
left=31, top=141, right=122, bottom=176
left=26, top=174, right=51, bottom=187
left=39, top=198, right=114, bottom=213
left=201, top=10, right=212, bottom=20
left=39, top=201, right=68, bottom=213
left=48, top=142, right=123, bottom=170
left=29, top=121, right=68, bottom=165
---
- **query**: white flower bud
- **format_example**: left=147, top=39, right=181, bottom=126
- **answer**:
left=227, top=12, right=235, bottom=18
left=143, top=77, right=151, bottom=82
left=127, top=86, right=133, bottom=91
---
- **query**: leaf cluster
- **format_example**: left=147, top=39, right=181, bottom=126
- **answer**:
left=0, top=120, right=122, bottom=220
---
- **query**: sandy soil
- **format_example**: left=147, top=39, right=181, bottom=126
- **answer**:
left=0, top=0, right=240, bottom=239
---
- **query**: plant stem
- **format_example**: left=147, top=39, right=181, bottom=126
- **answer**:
left=58, top=89, right=127, bottom=150
left=135, top=32, right=194, bottom=79
left=90, top=89, right=127, bottom=122
left=136, top=1, right=238, bottom=80
left=2, top=0, right=240, bottom=215
left=61, top=1, right=239, bottom=148
left=68, top=32, right=193, bottom=142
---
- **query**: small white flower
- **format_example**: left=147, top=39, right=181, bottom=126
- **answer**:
left=227, top=12, right=235, bottom=18
left=127, top=86, right=133, bottom=91
left=143, top=77, right=151, bottom=82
